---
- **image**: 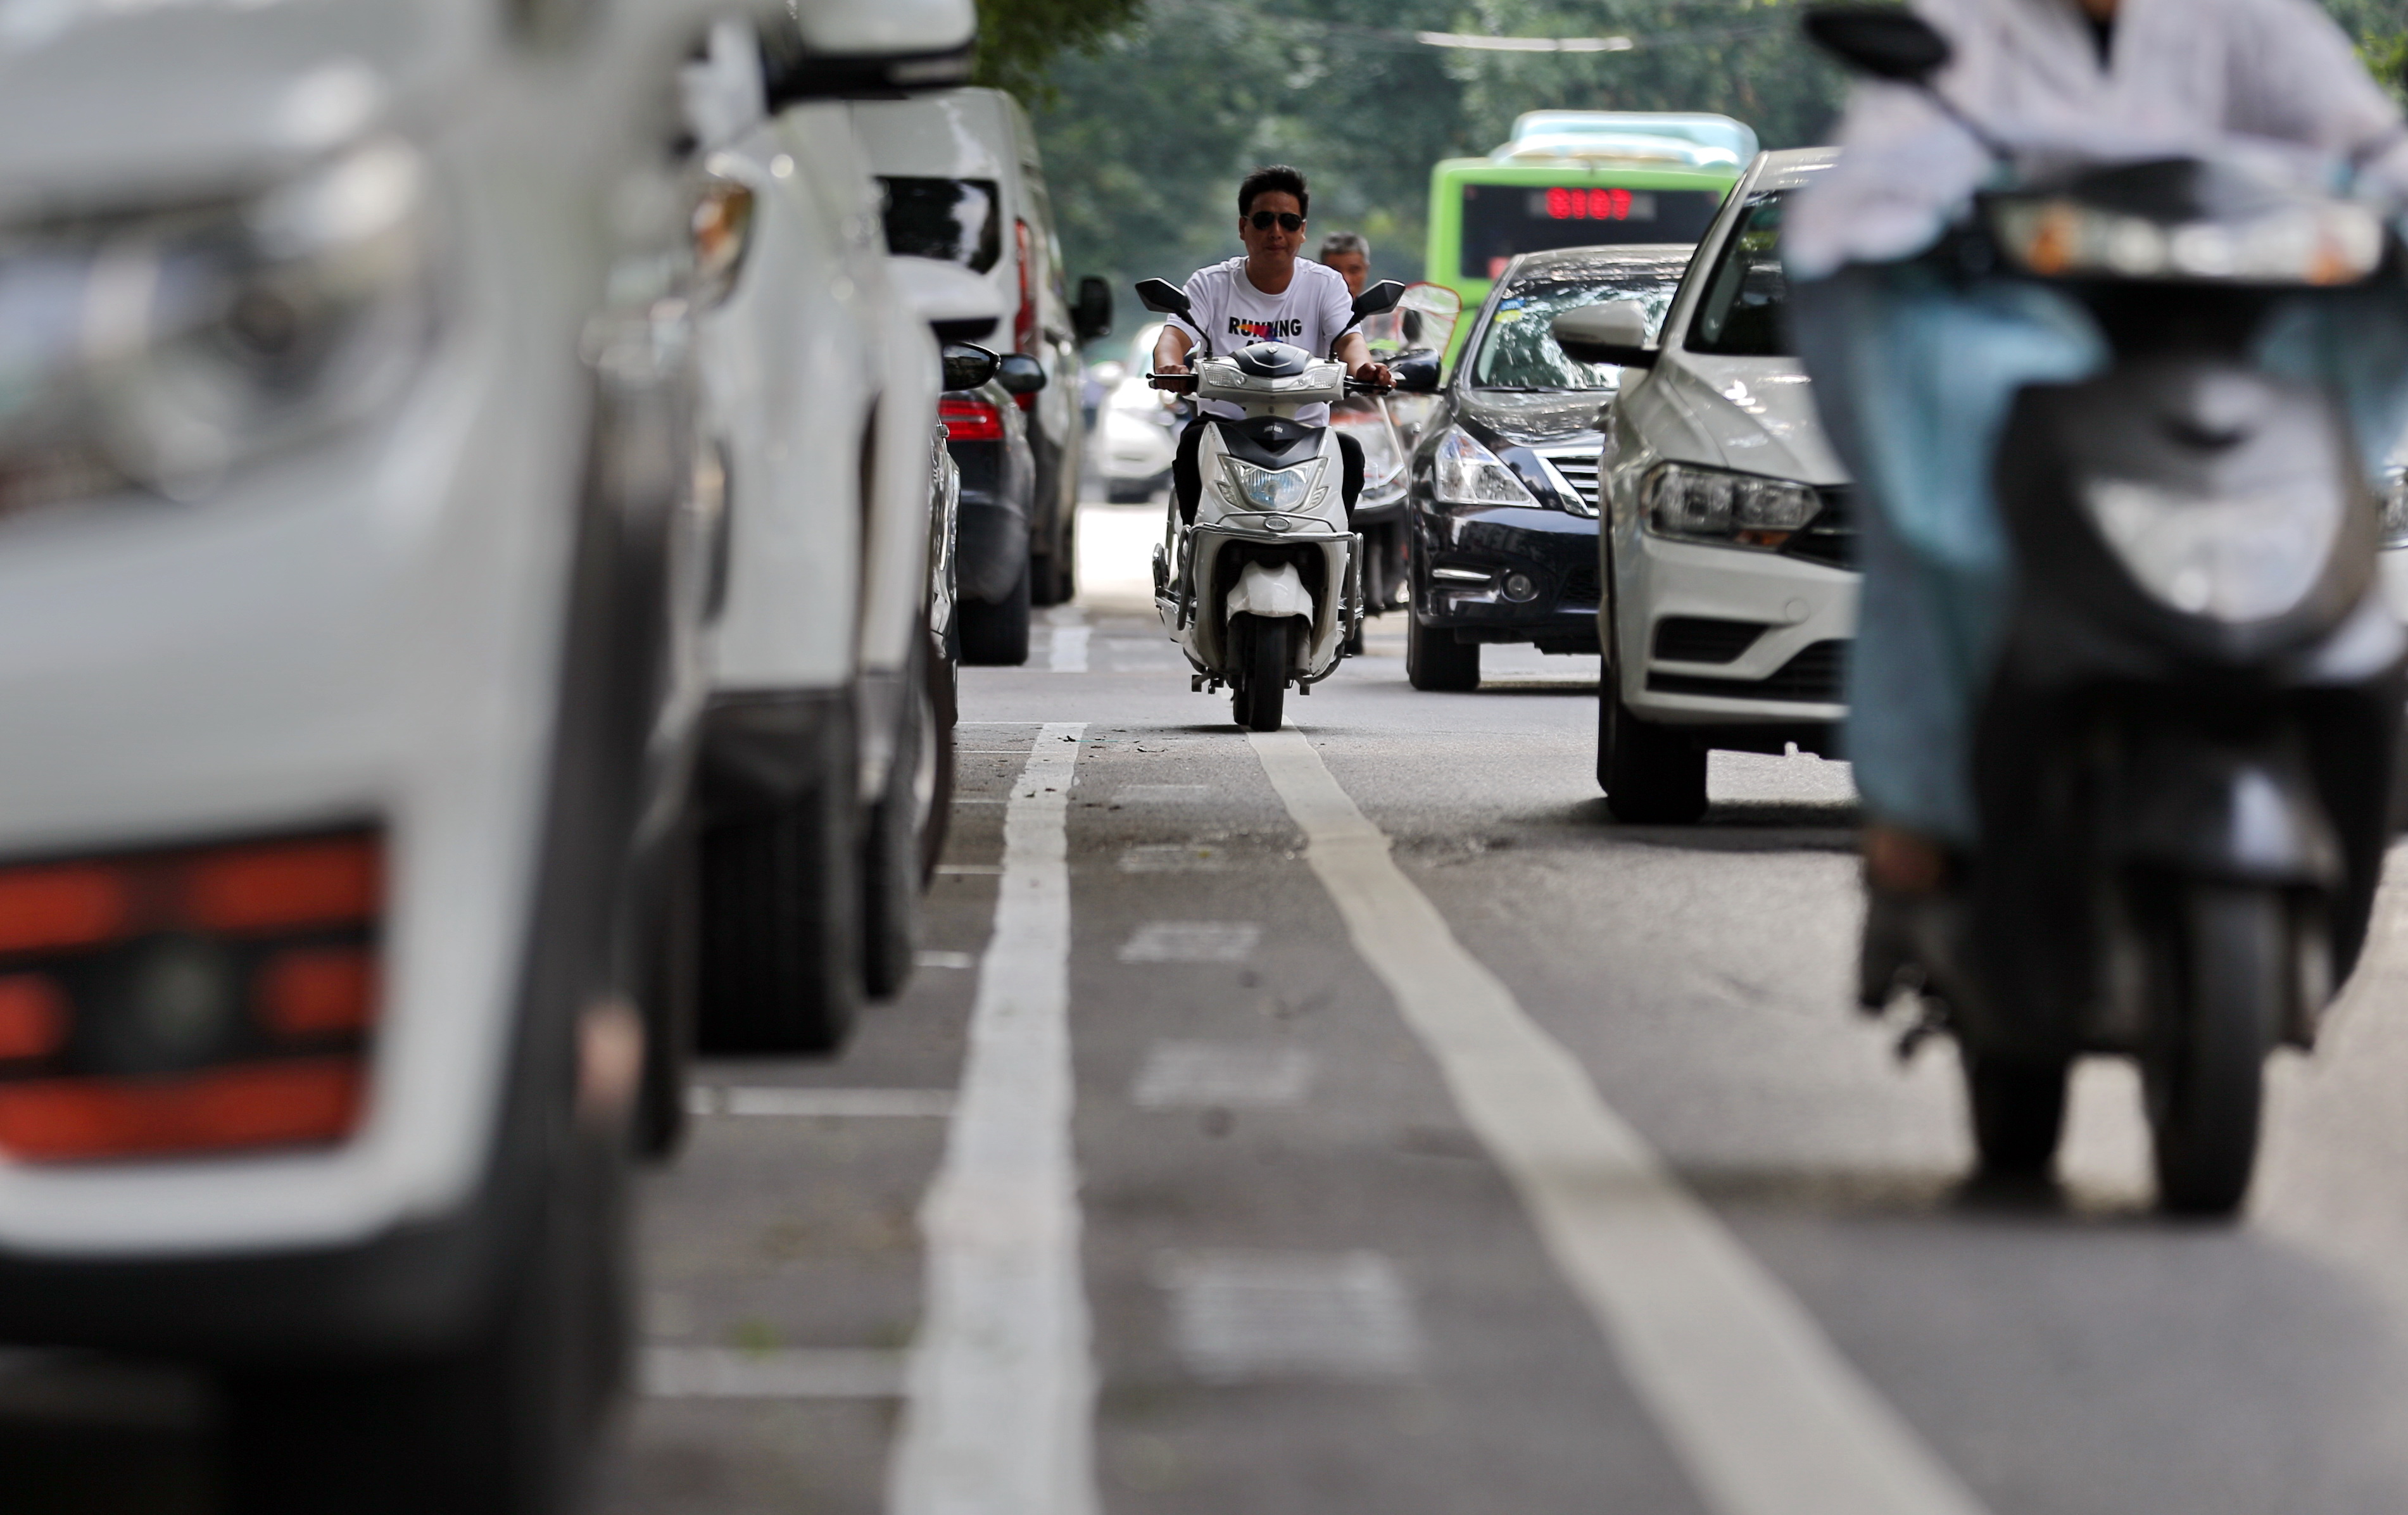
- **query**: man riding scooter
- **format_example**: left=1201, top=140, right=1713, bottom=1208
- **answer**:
left=1791, top=0, right=2408, bottom=1209
left=1155, top=166, right=1392, bottom=524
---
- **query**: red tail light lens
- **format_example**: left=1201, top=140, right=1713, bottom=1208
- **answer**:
left=940, top=396, right=1005, bottom=442
left=0, top=827, right=383, bottom=1162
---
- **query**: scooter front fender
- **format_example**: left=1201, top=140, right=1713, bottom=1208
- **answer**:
left=2108, top=741, right=2343, bottom=886
left=1226, top=560, right=1315, bottom=622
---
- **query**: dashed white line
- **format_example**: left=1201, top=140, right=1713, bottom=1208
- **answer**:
left=688, top=1086, right=957, bottom=1119
left=1153, top=1249, right=1421, bottom=1383
left=1130, top=1041, right=1314, bottom=1109
left=1248, top=724, right=1991, bottom=1515
left=646, top=1346, right=909, bottom=1399
left=1116, top=921, right=1261, bottom=963
left=887, top=721, right=1098, bottom=1515
left=1048, top=607, right=1090, bottom=672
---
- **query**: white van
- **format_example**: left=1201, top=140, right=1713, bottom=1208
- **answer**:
left=850, top=87, right=1113, bottom=653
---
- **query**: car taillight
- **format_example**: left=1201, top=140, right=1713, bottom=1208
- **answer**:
left=0, top=829, right=382, bottom=1163
left=1013, top=219, right=1039, bottom=411
left=940, top=395, right=1005, bottom=443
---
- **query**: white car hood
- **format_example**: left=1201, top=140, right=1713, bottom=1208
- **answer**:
left=0, top=0, right=476, bottom=211
left=1649, top=351, right=1848, bottom=486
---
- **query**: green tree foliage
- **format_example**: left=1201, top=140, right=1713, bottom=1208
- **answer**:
left=1024, top=0, right=2408, bottom=335
left=973, top=0, right=1147, bottom=101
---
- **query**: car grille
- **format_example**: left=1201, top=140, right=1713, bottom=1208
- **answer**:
left=1647, top=639, right=1851, bottom=703
left=1537, top=449, right=1601, bottom=517
left=1559, top=562, right=1601, bottom=605
left=1651, top=617, right=1764, bottom=664
left=1782, top=487, right=1857, bottom=570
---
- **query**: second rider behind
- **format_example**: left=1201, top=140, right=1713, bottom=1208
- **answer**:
left=1156, top=165, right=1392, bottom=522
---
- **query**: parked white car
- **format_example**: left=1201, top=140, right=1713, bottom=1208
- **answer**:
left=0, top=0, right=739, bottom=1506
left=1563, top=147, right=1858, bottom=823
left=849, top=86, right=1113, bottom=634
left=1100, top=320, right=1179, bottom=501
left=678, top=5, right=973, bottom=1062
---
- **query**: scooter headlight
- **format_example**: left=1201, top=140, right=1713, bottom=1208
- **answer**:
left=1222, top=457, right=1320, bottom=512
left=2083, top=477, right=2343, bottom=621
left=0, top=136, right=438, bottom=519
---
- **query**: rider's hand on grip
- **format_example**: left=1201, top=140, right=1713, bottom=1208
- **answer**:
left=1149, top=371, right=1198, bottom=393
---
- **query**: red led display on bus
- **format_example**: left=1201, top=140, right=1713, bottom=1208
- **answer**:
left=1546, top=187, right=1636, bottom=221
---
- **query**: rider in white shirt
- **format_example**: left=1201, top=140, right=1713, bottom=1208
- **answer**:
left=1154, top=165, right=1391, bottom=520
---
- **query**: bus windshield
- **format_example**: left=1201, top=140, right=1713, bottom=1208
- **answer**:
left=1686, top=192, right=1791, bottom=357
left=1471, top=274, right=1679, bottom=391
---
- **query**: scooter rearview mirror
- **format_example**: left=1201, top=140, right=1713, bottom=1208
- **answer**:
left=1352, top=280, right=1406, bottom=320
left=1800, top=4, right=1952, bottom=84
left=941, top=343, right=1000, bottom=392
left=996, top=352, right=1048, bottom=396
left=1134, top=278, right=1191, bottom=317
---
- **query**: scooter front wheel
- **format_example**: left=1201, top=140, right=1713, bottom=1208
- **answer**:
left=2143, top=883, right=2283, bottom=1216
left=1231, top=613, right=1286, bottom=732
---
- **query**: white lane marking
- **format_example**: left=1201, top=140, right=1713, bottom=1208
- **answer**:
left=934, top=864, right=1004, bottom=877
left=646, top=1346, right=907, bottom=1399
left=1131, top=1041, right=1314, bottom=1109
left=1111, top=783, right=1211, bottom=804
left=888, top=721, right=1097, bottom=1515
left=1116, top=921, right=1261, bottom=963
left=916, top=949, right=979, bottom=968
left=1152, top=1250, right=1421, bottom=1383
left=1248, top=726, right=1991, bottom=1515
left=1050, top=627, right=1091, bottom=673
left=1118, top=843, right=1230, bottom=872
left=688, top=1087, right=957, bottom=1119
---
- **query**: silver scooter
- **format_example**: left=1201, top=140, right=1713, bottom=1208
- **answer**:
left=1135, top=277, right=1400, bottom=729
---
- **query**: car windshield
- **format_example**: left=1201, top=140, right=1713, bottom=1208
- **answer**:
left=1470, top=273, right=1680, bottom=391
left=879, top=177, right=1002, bottom=274
left=1686, top=191, right=1789, bottom=356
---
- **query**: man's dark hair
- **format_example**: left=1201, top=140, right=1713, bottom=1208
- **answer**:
left=1239, top=165, right=1309, bottom=220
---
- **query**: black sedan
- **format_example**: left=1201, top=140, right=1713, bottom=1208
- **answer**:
left=1403, top=244, right=1691, bottom=690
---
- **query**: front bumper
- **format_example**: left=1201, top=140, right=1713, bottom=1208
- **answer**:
left=1413, top=503, right=1599, bottom=652
left=1613, top=531, right=1858, bottom=726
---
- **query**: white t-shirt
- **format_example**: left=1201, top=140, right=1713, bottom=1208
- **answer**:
left=1170, top=256, right=1359, bottom=422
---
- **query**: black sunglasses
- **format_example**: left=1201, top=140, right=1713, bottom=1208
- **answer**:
left=1248, top=211, right=1306, bottom=232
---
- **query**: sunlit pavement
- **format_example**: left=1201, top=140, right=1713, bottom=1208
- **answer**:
left=23, top=500, right=2408, bottom=1512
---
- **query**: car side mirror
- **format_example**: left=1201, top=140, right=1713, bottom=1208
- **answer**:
left=1552, top=303, right=1657, bottom=369
left=1801, top=4, right=1952, bottom=84
left=1390, top=349, right=1443, bottom=394
left=996, top=352, right=1047, bottom=396
left=1134, top=278, right=1191, bottom=318
left=1352, top=279, right=1406, bottom=320
left=1073, top=276, right=1113, bottom=344
left=942, top=343, right=1000, bottom=392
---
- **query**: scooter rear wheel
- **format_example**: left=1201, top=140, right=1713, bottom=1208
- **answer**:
left=2143, top=883, right=2282, bottom=1216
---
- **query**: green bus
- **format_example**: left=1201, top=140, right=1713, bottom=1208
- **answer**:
left=1423, top=112, right=1756, bottom=360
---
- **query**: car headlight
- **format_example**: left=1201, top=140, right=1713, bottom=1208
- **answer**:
left=1432, top=425, right=1539, bottom=508
left=1642, top=462, right=1820, bottom=548
left=1221, top=456, right=1320, bottom=512
left=2083, top=475, right=2343, bottom=622
left=2380, top=466, right=2408, bottom=547
left=0, top=137, right=436, bottom=515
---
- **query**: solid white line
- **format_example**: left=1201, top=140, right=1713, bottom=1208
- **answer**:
left=888, top=721, right=1097, bottom=1515
left=688, top=1087, right=957, bottom=1119
left=1247, top=725, right=1991, bottom=1515
left=645, top=1346, right=909, bottom=1399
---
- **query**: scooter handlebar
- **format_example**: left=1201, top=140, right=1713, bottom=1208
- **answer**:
left=1344, top=376, right=1394, bottom=394
left=1148, top=372, right=1199, bottom=393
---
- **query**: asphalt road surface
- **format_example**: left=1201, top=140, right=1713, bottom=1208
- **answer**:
left=22, top=501, right=2408, bottom=1513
